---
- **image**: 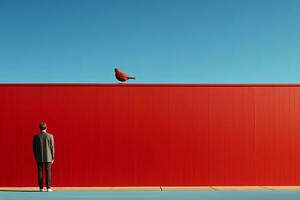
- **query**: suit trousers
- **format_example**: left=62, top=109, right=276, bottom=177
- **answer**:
left=37, top=162, right=52, bottom=189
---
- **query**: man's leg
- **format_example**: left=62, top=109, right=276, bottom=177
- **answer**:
left=37, top=162, right=43, bottom=189
left=45, top=162, right=52, bottom=189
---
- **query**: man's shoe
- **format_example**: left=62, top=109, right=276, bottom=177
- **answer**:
left=39, top=188, right=43, bottom=192
left=47, top=188, right=53, bottom=192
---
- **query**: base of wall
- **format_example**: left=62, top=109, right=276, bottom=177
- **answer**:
left=1, top=186, right=300, bottom=192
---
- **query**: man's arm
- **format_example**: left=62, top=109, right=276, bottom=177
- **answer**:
left=50, top=135, right=55, bottom=162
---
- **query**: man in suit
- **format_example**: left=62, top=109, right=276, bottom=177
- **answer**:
left=33, top=122, right=55, bottom=192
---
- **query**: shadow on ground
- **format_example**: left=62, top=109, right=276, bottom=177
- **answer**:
left=0, top=189, right=39, bottom=192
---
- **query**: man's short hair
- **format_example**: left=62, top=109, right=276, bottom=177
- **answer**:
left=40, top=122, right=47, bottom=131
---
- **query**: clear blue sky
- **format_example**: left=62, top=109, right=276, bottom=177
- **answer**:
left=1, top=0, right=300, bottom=83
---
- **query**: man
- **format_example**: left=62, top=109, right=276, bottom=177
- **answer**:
left=33, top=122, right=55, bottom=192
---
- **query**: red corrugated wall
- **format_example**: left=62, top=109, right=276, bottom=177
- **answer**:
left=0, top=84, right=300, bottom=186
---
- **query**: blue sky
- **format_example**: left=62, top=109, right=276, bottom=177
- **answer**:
left=0, top=0, right=300, bottom=83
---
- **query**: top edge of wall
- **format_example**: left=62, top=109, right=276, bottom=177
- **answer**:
left=1, top=83, right=300, bottom=87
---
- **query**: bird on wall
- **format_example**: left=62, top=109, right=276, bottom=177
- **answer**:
left=114, top=68, right=136, bottom=82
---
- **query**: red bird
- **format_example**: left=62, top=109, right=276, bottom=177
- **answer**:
left=114, top=68, right=136, bottom=82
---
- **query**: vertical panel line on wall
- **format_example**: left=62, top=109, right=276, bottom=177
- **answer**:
left=208, top=87, right=211, bottom=186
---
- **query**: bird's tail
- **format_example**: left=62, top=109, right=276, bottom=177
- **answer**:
left=128, top=77, right=136, bottom=79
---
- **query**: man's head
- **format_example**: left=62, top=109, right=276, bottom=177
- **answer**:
left=39, top=122, right=47, bottom=131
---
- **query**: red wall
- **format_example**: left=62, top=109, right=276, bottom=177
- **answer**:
left=1, top=84, right=300, bottom=186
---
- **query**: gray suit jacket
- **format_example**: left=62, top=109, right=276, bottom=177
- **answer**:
left=33, top=132, right=55, bottom=163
